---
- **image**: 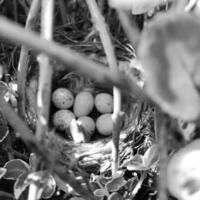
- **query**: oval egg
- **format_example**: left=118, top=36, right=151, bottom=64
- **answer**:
left=52, top=109, right=75, bottom=131
left=52, top=88, right=74, bottom=109
left=95, top=93, right=113, bottom=114
left=73, top=91, right=94, bottom=117
left=96, top=113, right=113, bottom=136
left=77, top=116, right=95, bottom=138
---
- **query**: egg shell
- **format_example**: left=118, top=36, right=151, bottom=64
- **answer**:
left=52, top=109, right=75, bottom=131
left=167, top=139, right=200, bottom=200
left=52, top=88, right=74, bottom=109
left=95, top=93, right=113, bottom=114
left=77, top=116, right=95, bottom=137
left=96, top=113, right=113, bottom=136
left=73, top=91, right=94, bottom=117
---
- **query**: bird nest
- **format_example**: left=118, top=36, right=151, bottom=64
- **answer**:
left=26, top=66, right=154, bottom=175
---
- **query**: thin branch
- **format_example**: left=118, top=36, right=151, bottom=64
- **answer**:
left=0, top=16, right=145, bottom=100
left=36, top=0, right=54, bottom=140
left=17, top=0, right=40, bottom=120
left=58, top=0, right=67, bottom=24
left=86, top=0, right=123, bottom=175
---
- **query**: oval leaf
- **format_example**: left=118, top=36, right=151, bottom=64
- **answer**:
left=94, top=188, right=108, bottom=197
left=105, top=177, right=127, bottom=192
left=14, top=172, right=30, bottom=199
left=4, top=159, right=30, bottom=180
left=108, top=192, right=124, bottom=200
left=41, top=175, right=56, bottom=199
left=0, top=167, right=7, bottom=179
left=138, top=13, right=200, bottom=121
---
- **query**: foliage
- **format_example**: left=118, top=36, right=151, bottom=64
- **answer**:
left=1, top=157, right=56, bottom=199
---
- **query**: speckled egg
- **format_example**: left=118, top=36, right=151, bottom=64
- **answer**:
left=52, top=109, right=75, bottom=131
left=52, top=88, right=74, bottom=109
left=95, top=93, right=113, bottom=114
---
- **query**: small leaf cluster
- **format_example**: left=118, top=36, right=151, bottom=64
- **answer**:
left=0, top=154, right=56, bottom=199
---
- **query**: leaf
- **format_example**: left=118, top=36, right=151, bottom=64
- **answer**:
left=41, top=175, right=56, bottom=199
left=55, top=176, right=77, bottom=195
left=0, top=167, right=6, bottom=179
left=122, top=154, right=147, bottom=171
left=108, top=192, right=124, bottom=200
left=94, top=188, right=109, bottom=197
left=0, top=111, right=8, bottom=142
left=143, top=144, right=159, bottom=168
left=138, top=13, right=200, bottom=121
left=105, top=177, right=127, bottom=192
left=4, top=159, right=30, bottom=180
left=14, top=172, right=30, bottom=199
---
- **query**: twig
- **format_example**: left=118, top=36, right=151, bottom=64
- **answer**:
left=35, top=0, right=54, bottom=140
left=13, top=0, right=18, bottom=22
left=0, top=16, right=145, bottom=100
left=58, top=0, right=67, bottom=25
left=131, top=171, right=147, bottom=198
left=17, top=0, right=40, bottom=120
left=85, top=0, right=122, bottom=175
left=0, top=190, right=15, bottom=199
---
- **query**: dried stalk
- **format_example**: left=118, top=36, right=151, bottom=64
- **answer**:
left=17, top=0, right=40, bottom=120
left=0, top=16, right=145, bottom=100
left=35, top=0, right=54, bottom=140
left=86, top=0, right=122, bottom=175
left=155, top=108, right=168, bottom=200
